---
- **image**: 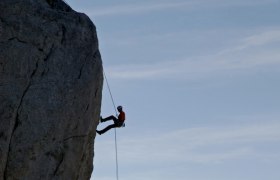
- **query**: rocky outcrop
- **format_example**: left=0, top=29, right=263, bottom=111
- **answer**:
left=0, top=0, right=103, bottom=179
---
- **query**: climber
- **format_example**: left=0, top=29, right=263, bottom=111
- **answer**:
left=96, top=105, right=126, bottom=135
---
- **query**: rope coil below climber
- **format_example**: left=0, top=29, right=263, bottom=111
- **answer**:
left=103, top=70, right=119, bottom=180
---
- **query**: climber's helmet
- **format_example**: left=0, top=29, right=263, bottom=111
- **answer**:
left=117, top=106, right=123, bottom=111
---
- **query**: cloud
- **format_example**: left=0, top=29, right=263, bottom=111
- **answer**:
left=93, top=119, right=280, bottom=180
left=106, top=51, right=280, bottom=80
left=96, top=121, right=280, bottom=166
left=220, top=29, right=280, bottom=53
left=243, top=30, right=280, bottom=46
left=84, top=0, right=278, bottom=17
left=87, top=1, right=193, bottom=17
left=105, top=30, right=280, bottom=80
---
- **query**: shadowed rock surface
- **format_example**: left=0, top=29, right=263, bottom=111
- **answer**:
left=0, top=0, right=103, bottom=179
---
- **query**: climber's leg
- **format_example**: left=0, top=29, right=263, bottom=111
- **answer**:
left=96, top=124, right=118, bottom=135
left=101, top=115, right=117, bottom=122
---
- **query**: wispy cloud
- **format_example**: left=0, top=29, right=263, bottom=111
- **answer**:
left=93, top=119, right=280, bottom=180
left=106, top=30, right=280, bottom=80
left=106, top=51, right=280, bottom=80
left=220, top=29, right=280, bottom=53
left=96, top=121, right=280, bottom=166
left=87, top=1, right=193, bottom=17
left=243, top=30, right=280, bottom=46
left=85, top=0, right=277, bottom=17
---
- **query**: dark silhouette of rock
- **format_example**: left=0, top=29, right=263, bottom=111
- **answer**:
left=0, top=0, right=103, bottom=179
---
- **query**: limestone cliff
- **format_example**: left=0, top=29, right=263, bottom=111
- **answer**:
left=0, top=0, right=103, bottom=179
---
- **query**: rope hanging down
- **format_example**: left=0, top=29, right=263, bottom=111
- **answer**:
left=103, top=70, right=119, bottom=180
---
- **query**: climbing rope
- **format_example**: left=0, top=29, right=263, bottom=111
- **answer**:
left=103, top=70, right=119, bottom=180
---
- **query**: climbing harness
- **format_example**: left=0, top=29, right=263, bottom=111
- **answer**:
left=103, top=70, right=120, bottom=180
left=119, top=123, right=125, bottom=128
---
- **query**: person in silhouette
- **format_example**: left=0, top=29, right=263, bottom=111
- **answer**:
left=96, top=106, right=126, bottom=135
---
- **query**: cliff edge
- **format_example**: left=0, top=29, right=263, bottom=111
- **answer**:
left=0, top=0, right=103, bottom=179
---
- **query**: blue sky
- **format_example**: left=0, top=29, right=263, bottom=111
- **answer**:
left=66, top=1, right=280, bottom=179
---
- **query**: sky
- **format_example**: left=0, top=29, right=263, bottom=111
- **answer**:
left=65, top=1, right=280, bottom=180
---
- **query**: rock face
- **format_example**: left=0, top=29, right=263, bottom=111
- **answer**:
left=0, top=0, right=103, bottom=179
